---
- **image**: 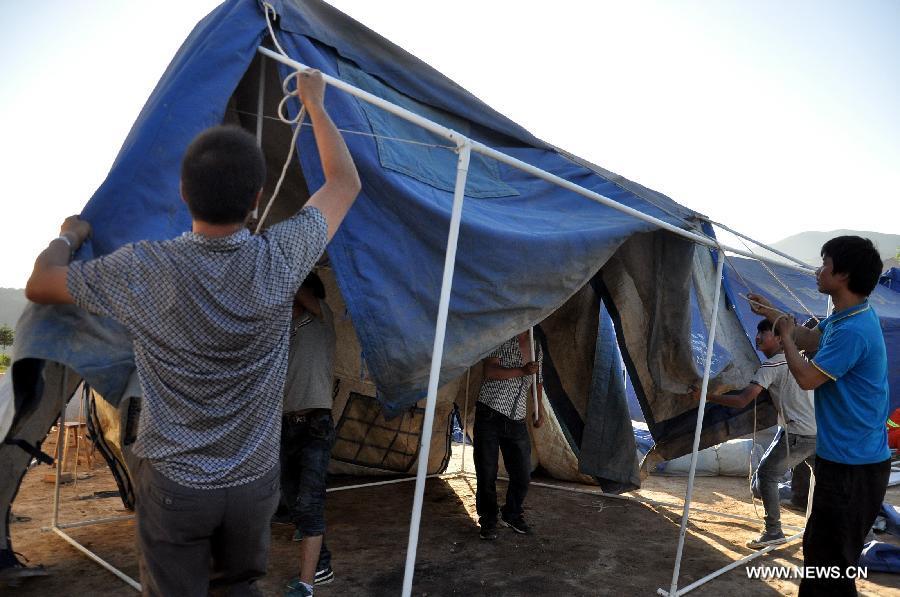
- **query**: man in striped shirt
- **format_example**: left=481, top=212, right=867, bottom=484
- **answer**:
left=474, top=331, right=544, bottom=540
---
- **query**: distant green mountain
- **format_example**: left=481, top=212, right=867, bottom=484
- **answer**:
left=771, top=230, right=900, bottom=270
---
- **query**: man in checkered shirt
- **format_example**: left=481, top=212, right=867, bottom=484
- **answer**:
left=26, top=70, right=360, bottom=596
left=474, top=331, right=545, bottom=540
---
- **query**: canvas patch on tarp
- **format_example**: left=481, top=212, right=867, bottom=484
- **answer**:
left=337, top=59, right=519, bottom=199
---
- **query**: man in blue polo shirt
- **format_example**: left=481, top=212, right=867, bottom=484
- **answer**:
left=749, top=235, right=889, bottom=597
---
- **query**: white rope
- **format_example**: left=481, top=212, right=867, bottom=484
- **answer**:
left=254, top=3, right=307, bottom=233
left=254, top=104, right=305, bottom=233
left=254, top=3, right=457, bottom=232
left=262, top=3, right=288, bottom=56
left=733, top=233, right=821, bottom=325
left=227, top=108, right=456, bottom=150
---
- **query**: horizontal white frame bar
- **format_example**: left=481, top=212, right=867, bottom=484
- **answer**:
left=526, top=479, right=804, bottom=532
left=326, top=474, right=442, bottom=493
left=51, top=526, right=141, bottom=592
left=707, top=218, right=816, bottom=270
left=42, top=513, right=135, bottom=532
left=450, top=472, right=802, bottom=531
left=256, top=46, right=815, bottom=275
left=656, top=531, right=803, bottom=597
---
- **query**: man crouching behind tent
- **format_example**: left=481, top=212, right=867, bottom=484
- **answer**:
left=25, top=70, right=360, bottom=596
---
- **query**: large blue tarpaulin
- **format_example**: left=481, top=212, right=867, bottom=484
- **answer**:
left=13, top=0, right=699, bottom=413
left=11, top=0, right=898, bottom=463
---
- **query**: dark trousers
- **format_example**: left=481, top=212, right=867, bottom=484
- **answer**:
left=473, top=402, right=532, bottom=526
left=280, top=410, right=335, bottom=569
left=799, top=456, right=891, bottom=597
left=134, top=459, right=280, bottom=597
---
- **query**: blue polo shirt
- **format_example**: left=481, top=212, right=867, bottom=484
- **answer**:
left=812, top=300, right=890, bottom=464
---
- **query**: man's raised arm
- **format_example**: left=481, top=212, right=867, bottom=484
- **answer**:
left=298, top=69, right=361, bottom=241
left=25, top=216, right=91, bottom=304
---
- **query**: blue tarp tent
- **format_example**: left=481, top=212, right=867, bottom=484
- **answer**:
left=11, top=0, right=727, bottom=444
left=15, top=0, right=703, bottom=408
left=6, top=0, right=896, bottom=569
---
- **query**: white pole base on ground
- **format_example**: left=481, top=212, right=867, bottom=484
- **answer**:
left=656, top=531, right=803, bottom=596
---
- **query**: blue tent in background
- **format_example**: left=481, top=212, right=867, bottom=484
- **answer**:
left=881, top=267, right=900, bottom=292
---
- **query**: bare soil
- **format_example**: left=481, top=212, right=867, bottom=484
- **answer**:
left=5, top=434, right=900, bottom=596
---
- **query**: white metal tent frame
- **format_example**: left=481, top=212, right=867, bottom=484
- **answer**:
left=37, top=43, right=820, bottom=596
left=256, top=47, right=819, bottom=597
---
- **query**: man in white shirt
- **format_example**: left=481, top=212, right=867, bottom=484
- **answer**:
left=690, top=318, right=816, bottom=548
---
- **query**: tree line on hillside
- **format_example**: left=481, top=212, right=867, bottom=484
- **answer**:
left=0, top=324, right=12, bottom=370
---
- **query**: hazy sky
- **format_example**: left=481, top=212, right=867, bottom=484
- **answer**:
left=2, top=0, right=898, bottom=287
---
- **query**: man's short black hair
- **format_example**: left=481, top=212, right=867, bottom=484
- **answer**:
left=181, top=125, right=266, bottom=224
left=821, top=236, right=882, bottom=296
left=301, top=271, right=326, bottom=299
left=757, top=319, right=774, bottom=333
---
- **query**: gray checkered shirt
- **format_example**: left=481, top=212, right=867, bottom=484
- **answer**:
left=67, top=207, right=327, bottom=489
left=478, top=337, right=543, bottom=420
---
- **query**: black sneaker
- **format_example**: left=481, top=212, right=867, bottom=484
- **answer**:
left=500, top=514, right=532, bottom=535
left=746, top=530, right=786, bottom=549
left=479, top=524, right=498, bottom=540
left=314, top=565, right=334, bottom=585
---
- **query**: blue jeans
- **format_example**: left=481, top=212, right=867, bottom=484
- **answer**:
left=752, top=428, right=816, bottom=534
left=473, top=402, right=532, bottom=526
left=280, top=410, right=335, bottom=568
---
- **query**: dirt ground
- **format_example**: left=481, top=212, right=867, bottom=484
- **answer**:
left=5, top=434, right=900, bottom=596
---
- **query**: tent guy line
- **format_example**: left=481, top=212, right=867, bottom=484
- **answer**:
left=255, top=103, right=306, bottom=232
left=731, top=234, right=823, bottom=323
left=230, top=108, right=457, bottom=149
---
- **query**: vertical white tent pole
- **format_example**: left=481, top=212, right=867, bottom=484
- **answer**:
left=51, top=368, right=69, bottom=528
left=401, top=140, right=471, bottom=597
left=460, top=367, right=470, bottom=474
left=666, top=253, right=726, bottom=597
left=256, top=55, right=266, bottom=142
left=528, top=327, right=538, bottom=422
left=251, top=55, right=266, bottom=220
